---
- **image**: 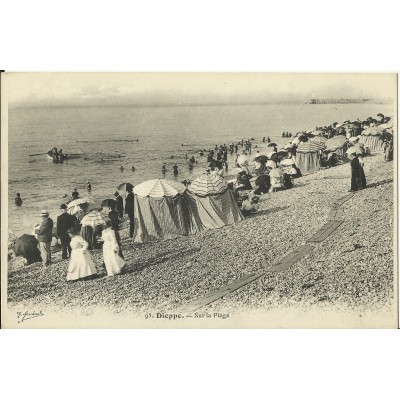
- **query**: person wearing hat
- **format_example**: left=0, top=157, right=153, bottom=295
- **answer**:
left=67, top=227, right=98, bottom=282
left=114, top=191, right=124, bottom=219
left=124, top=186, right=135, bottom=238
left=57, top=204, right=77, bottom=260
left=349, top=152, right=367, bottom=192
left=35, top=210, right=53, bottom=266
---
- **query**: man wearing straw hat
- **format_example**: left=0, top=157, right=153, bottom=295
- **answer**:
left=35, top=210, right=54, bottom=266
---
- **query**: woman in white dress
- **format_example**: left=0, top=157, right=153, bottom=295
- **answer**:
left=101, top=220, right=125, bottom=277
left=67, top=228, right=98, bottom=281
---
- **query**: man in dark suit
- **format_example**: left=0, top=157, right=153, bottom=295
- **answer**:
left=57, top=204, right=77, bottom=259
left=114, top=191, right=124, bottom=219
left=125, top=187, right=135, bottom=238
left=35, top=210, right=54, bottom=266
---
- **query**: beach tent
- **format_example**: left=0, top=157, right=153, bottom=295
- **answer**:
left=295, top=141, right=325, bottom=174
left=187, top=174, right=244, bottom=231
left=325, top=136, right=348, bottom=158
left=359, top=127, right=384, bottom=153
left=133, top=179, right=195, bottom=243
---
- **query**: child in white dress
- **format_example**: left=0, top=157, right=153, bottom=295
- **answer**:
left=67, top=229, right=98, bottom=282
left=101, top=221, right=125, bottom=276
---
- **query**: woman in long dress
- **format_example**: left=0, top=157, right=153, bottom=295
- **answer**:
left=101, top=220, right=125, bottom=277
left=349, top=153, right=367, bottom=191
left=67, top=229, right=98, bottom=282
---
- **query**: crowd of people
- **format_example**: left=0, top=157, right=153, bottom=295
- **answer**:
left=10, top=112, right=393, bottom=277
left=30, top=193, right=128, bottom=282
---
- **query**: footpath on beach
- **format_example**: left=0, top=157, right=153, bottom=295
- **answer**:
left=183, top=193, right=354, bottom=312
left=7, top=153, right=394, bottom=320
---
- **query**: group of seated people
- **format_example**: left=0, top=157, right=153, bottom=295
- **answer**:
left=234, top=160, right=302, bottom=216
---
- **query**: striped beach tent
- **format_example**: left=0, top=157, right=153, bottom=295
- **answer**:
left=132, top=179, right=195, bottom=243
left=359, top=128, right=384, bottom=153
left=296, top=141, right=326, bottom=153
left=187, top=174, right=243, bottom=230
left=325, top=136, right=348, bottom=157
left=295, top=141, right=325, bottom=174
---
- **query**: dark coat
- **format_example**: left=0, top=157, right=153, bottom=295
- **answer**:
left=125, top=192, right=134, bottom=216
left=36, top=218, right=54, bottom=243
left=350, top=156, right=367, bottom=191
left=57, top=213, right=77, bottom=241
left=115, top=195, right=123, bottom=214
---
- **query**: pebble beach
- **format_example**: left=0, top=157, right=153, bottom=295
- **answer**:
left=6, top=151, right=395, bottom=326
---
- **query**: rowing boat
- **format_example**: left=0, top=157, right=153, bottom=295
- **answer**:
left=46, top=151, right=82, bottom=162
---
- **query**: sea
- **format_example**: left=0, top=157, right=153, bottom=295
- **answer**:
left=7, top=102, right=394, bottom=237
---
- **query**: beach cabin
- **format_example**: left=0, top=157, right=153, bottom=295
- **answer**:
left=133, top=179, right=196, bottom=243
left=295, top=141, right=326, bottom=174
left=359, top=127, right=385, bottom=153
left=186, top=174, right=244, bottom=231
left=325, top=135, right=348, bottom=159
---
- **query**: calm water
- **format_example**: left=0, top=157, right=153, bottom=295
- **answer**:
left=8, top=102, right=394, bottom=236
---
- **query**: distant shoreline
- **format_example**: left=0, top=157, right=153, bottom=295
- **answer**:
left=9, top=99, right=393, bottom=110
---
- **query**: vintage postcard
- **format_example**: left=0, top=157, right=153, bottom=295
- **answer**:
left=1, top=72, right=398, bottom=328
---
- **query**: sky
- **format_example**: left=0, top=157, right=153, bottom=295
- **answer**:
left=4, top=72, right=397, bottom=107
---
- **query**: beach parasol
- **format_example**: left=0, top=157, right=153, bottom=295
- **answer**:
left=362, top=126, right=382, bottom=136
left=81, top=210, right=106, bottom=227
left=189, top=174, right=227, bottom=196
left=133, top=179, right=186, bottom=197
left=267, top=142, right=277, bottom=147
left=276, top=150, right=288, bottom=157
left=266, top=159, right=277, bottom=168
left=345, top=145, right=364, bottom=157
left=377, top=122, right=392, bottom=130
left=298, top=134, right=309, bottom=142
left=14, top=234, right=42, bottom=264
left=296, top=141, right=326, bottom=153
left=258, top=155, right=268, bottom=164
left=66, top=197, right=94, bottom=215
left=379, top=131, right=393, bottom=142
left=266, top=151, right=276, bottom=158
left=269, top=168, right=283, bottom=178
left=309, top=136, right=328, bottom=144
left=309, top=130, right=324, bottom=136
left=325, top=136, right=347, bottom=151
left=117, top=182, right=134, bottom=192
left=67, top=197, right=90, bottom=208
left=280, top=158, right=294, bottom=166
left=101, top=199, right=117, bottom=209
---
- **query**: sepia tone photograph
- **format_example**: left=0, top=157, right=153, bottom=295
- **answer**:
left=1, top=72, right=398, bottom=328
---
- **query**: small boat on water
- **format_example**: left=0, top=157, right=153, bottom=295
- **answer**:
left=46, top=151, right=81, bottom=162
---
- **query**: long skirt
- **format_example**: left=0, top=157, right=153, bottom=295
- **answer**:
left=350, top=167, right=367, bottom=190
left=67, top=249, right=97, bottom=281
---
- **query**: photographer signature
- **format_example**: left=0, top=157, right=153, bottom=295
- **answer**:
left=16, top=311, right=44, bottom=323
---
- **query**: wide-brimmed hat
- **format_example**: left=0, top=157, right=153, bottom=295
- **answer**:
left=40, top=210, right=49, bottom=216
